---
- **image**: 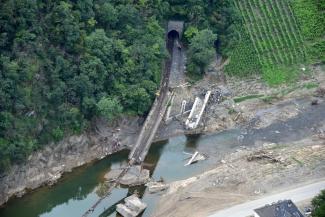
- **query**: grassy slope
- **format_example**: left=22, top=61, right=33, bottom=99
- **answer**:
left=225, top=0, right=324, bottom=85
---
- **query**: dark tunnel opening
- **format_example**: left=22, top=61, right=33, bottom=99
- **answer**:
left=214, top=38, right=221, bottom=54
left=167, top=30, right=180, bottom=53
left=167, top=30, right=180, bottom=40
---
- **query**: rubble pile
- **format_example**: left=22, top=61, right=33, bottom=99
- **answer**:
left=145, top=181, right=169, bottom=193
left=116, top=194, right=147, bottom=217
left=315, top=87, right=325, bottom=98
left=247, top=150, right=285, bottom=164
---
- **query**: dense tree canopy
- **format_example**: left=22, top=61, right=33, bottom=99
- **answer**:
left=187, top=29, right=217, bottom=74
left=0, top=0, right=235, bottom=173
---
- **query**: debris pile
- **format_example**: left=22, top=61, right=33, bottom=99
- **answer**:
left=116, top=194, right=147, bottom=217
left=210, top=89, right=223, bottom=104
left=247, top=150, right=284, bottom=164
left=145, top=181, right=169, bottom=193
left=311, top=99, right=319, bottom=105
left=315, top=87, right=325, bottom=97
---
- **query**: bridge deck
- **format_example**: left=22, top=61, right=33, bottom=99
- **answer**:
left=82, top=21, right=184, bottom=217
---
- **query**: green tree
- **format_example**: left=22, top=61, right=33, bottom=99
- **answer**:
left=123, top=86, right=152, bottom=115
left=184, top=26, right=199, bottom=42
left=95, top=3, right=118, bottom=28
left=312, top=189, right=325, bottom=217
left=0, top=0, right=236, bottom=173
left=49, top=1, right=81, bottom=51
left=97, top=97, right=122, bottom=121
left=187, top=29, right=217, bottom=74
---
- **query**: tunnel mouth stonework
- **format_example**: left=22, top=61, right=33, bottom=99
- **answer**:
left=167, top=21, right=184, bottom=39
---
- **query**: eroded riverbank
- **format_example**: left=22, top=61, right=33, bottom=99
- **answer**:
left=1, top=94, right=324, bottom=217
left=1, top=64, right=324, bottom=216
left=0, top=131, right=244, bottom=217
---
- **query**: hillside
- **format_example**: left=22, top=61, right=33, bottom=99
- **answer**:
left=225, top=0, right=325, bottom=84
left=0, top=0, right=235, bottom=173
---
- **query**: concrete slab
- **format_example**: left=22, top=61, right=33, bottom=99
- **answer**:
left=104, top=166, right=150, bottom=186
left=116, top=195, right=147, bottom=217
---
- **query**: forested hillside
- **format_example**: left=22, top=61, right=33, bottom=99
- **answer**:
left=0, top=0, right=235, bottom=172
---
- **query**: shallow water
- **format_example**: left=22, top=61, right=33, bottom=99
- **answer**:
left=0, top=130, right=241, bottom=217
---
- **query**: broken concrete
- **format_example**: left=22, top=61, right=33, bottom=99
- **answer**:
left=116, top=194, right=147, bottom=217
left=104, top=166, right=150, bottom=186
left=146, top=181, right=169, bottom=193
left=185, top=91, right=211, bottom=129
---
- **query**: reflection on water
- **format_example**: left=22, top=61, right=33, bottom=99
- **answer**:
left=0, top=130, right=240, bottom=217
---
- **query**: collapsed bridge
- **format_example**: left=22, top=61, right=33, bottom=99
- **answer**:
left=129, top=21, right=184, bottom=164
left=82, top=21, right=184, bottom=217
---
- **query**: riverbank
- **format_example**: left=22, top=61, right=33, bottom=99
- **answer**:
left=0, top=117, right=142, bottom=206
left=0, top=64, right=324, bottom=209
left=153, top=66, right=325, bottom=217
left=154, top=133, right=325, bottom=217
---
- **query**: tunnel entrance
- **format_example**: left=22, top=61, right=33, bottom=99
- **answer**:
left=214, top=38, right=221, bottom=54
left=167, top=30, right=180, bottom=40
left=167, top=21, right=184, bottom=54
left=167, top=30, right=180, bottom=53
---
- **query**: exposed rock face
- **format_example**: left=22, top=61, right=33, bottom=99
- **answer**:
left=0, top=117, right=141, bottom=206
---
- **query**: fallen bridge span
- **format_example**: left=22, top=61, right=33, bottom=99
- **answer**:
left=129, top=21, right=184, bottom=164
left=82, top=21, right=184, bottom=217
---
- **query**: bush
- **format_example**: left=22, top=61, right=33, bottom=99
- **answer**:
left=312, top=189, right=325, bottom=217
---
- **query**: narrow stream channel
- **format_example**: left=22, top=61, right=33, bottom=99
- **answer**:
left=0, top=130, right=241, bottom=217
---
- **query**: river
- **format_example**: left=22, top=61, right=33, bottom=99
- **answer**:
left=1, top=98, right=325, bottom=217
left=0, top=130, right=241, bottom=217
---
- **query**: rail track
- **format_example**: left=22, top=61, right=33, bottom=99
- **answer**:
left=81, top=27, right=180, bottom=217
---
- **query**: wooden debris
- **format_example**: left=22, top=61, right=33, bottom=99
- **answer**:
left=184, top=151, right=206, bottom=166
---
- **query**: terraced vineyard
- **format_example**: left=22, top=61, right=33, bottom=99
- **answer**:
left=225, top=0, right=307, bottom=81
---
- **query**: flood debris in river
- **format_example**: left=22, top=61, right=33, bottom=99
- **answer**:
left=184, top=151, right=207, bottom=166
left=116, top=194, right=147, bottom=217
left=146, top=181, right=169, bottom=193
left=104, top=165, right=150, bottom=186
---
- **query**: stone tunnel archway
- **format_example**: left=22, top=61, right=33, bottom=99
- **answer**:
left=167, top=21, right=184, bottom=52
left=167, top=29, right=180, bottom=40
left=167, top=21, right=184, bottom=39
